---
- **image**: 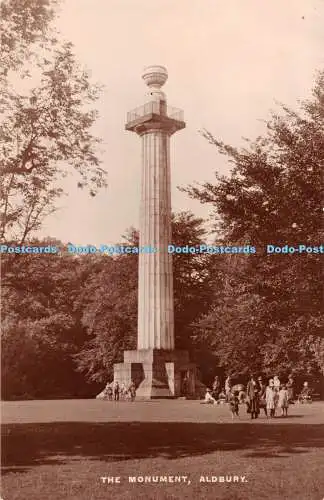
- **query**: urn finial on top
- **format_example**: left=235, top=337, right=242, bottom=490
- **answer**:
left=142, top=65, right=168, bottom=100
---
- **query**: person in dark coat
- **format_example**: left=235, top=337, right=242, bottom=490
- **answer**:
left=246, top=374, right=260, bottom=419
left=181, top=376, right=189, bottom=397
left=287, top=375, right=295, bottom=403
left=257, top=376, right=267, bottom=417
left=113, top=381, right=120, bottom=401
left=212, top=376, right=221, bottom=400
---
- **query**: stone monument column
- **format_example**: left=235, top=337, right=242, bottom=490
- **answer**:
left=132, top=66, right=183, bottom=351
left=113, top=66, right=205, bottom=399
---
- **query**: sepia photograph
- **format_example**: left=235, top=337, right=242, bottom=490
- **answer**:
left=1, top=0, right=324, bottom=499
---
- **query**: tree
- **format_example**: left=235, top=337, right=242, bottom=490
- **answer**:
left=0, top=0, right=60, bottom=73
left=184, top=71, right=324, bottom=379
left=1, top=240, right=102, bottom=399
left=74, top=251, right=138, bottom=384
left=0, top=0, right=107, bottom=244
left=172, top=212, right=214, bottom=350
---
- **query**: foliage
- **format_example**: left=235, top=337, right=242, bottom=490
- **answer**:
left=74, top=251, right=138, bottom=384
left=184, top=71, right=324, bottom=379
left=0, top=0, right=106, bottom=244
left=0, top=0, right=59, bottom=73
left=170, top=212, right=213, bottom=349
left=1, top=242, right=102, bottom=398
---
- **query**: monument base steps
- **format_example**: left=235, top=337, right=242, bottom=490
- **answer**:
left=114, top=349, right=206, bottom=399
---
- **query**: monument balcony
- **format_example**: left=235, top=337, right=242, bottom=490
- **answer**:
left=127, top=100, right=184, bottom=122
left=126, top=100, right=185, bottom=134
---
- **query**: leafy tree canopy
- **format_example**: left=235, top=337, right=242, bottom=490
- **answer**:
left=184, top=71, right=324, bottom=380
left=0, top=0, right=107, bottom=244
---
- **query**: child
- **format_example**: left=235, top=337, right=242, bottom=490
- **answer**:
left=278, top=384, right=289, bottom=417
left=106, top=384, right=113, bottom=401
left=229, top=391, right=239, bottom=419
left=266, top=382, right=276, bottom=418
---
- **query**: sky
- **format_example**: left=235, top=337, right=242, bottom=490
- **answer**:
left=40, top=0, right=324, bottom=245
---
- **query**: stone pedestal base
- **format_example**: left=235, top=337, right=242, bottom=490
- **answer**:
left=114, top=349, right=205, bottom=399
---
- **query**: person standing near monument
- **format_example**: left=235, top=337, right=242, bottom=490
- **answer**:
left=113, top=381, right=120, bottom=401
left=128, top=381, right=136, bottom=402
left=212, top=375, right=221, bottom=400
left=258, top=376, right=267, bottom=417
left=106, top=383, right=113, bottom=401
left=266, top=379, right=276, bottom=418
left=273, top=375, right=281, bottom=392
left=246, top=374, right=260, bottom=419
left=120, top=382, right=127, bottom=400
left=287, top=375, right=295, bottom=403
left=229, top=391, right=240, bottom=419
left=225, top=375, right=232, bottom=402
left=278, top=384, right=289, bottom=417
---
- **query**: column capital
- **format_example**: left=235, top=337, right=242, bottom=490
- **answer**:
left=126, top=115, right=185, bottom=136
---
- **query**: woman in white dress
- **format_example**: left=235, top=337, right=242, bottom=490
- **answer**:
left=266, top=379, right=276, bottom=418
left=225, top=376, right=232, bottom=402
left=273, top=375, right=280, bottom=392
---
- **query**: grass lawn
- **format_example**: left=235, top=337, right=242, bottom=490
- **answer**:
left=1, top=399, right=324, bottom=500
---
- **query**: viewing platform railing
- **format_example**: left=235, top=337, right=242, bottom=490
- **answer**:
left=127, top=101, right=184, bottom=123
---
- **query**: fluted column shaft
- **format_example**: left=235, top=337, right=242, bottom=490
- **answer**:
left=138, top=128, right=174, bottom=350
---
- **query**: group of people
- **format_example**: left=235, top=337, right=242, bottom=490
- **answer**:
left=96, top=380, right=137, bottom=401
left=203, top=374, right=312, bottom=419
left=245, top=374, right=291, bottom=419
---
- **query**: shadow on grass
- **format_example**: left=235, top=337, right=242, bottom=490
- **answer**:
left=2, top=422, right=324, bottom=474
